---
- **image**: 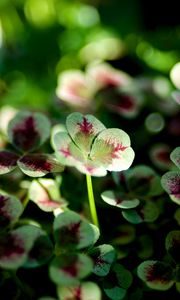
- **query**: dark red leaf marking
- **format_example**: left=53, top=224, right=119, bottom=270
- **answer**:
left=19, top=155, right=52, bottom=172
left=85, top=165, right=95, bottom=174
left=73, top=286, right=81, bottom=300
left=156, top=150, right=171, bottom=163
left=0, top=151, right=18, bottom=167
left=117, top=94, right=135, bottom=110
left=167, top=177, right=180, bottom=195
left=0, top=195, right=11, bottom=226
left=115, top=196, right=123, bottom=205
left=60, top=147, right=71, bottom=158
left=63, top=263, right=78, bottom=277
left=95, top=256, right=106, bottom=267
left=57, top=221, right=81, bottom=247
left=12, top=116, right=40, bottom=151
left=77, top=117, right=93, bottom=134
left=0, top=234, right=24, bottom=259
left=146, top=263, right=171, bottom=284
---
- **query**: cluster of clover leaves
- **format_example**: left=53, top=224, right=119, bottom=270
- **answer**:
left=0, top=110, right=136, bottom=300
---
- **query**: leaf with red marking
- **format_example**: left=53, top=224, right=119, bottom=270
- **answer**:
left=75, top=160, right=107, bottom=177
left=113, top=224, right=136, bottom=246
left=89, top=244, right=116, bottom=276
left=101, top=190, right=139, bottom=209
left=53, top=211, right=99, bottom=250
left=170, top=147, right=180, bottom=169
left=0, top=151, right=19, bottom=175
left=149, top=144, right=172, bottom=171
left=165, top=230, right=180, bottom=264
left=122, top=201, right=159, bottom=224
left=0, top=225, right=45, bottom=269
left=161, top=171, right=180, bottom=204
left=49, top=253, right=93, bottom=285
left=126, top=165, right=163, bottom=196
left=17, top=154, right=64, bottom=177
left=29, top=179, right=67, bottom=212
left=7, top=111, right=51, bottom=152
left=66, top=113, right=106, bottom=155
left=137, top=261, right=174, bottom=290
left=90, top=128, right=135, bottom=171
left=0, top=193, right=23, bottom=228
left=52, top=131, right=84, bottom=166
left=57, top=281, right=102, bottom=300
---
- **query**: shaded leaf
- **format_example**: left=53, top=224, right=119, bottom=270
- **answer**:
left=137, top=260, right=174, bottom=290
left=103, top=284, right=126, bottom=300
left=137, top=235, right=153, bottom=259
left=161, top=171, right=180, bottom=204
left=113, top=224, right=136, bottom=245
left=49, top=253, right=93, bottom=285
left=170, top=147, right=180, bottom=169
left=126, top=165, right=163, bottom=196
left=17, top=154, right=64, bottom=177
left=0, top=151, right=19, bottom=175
left=165, top=230, right=180, bottom=264
left=8, top=111, right=51, bottom=152
left=0, top=193, right=23, bottom=228
left=29, top=179, right=67, bottom=212
left=89, top=244, right=116, bottom=276
left=0, top=225, right=44, bottom=269
left=57, top=281, right=102, bottom=300
left=122, top=201, right=159, bottom=224
left=113, top=264, right=133, bottom=289
left=149, top=144, right=172, bottom=171
left=53, top=211, right=99, bottom=250
left=90, top=128, right=135, bottom=171
left=101, top=190, right=139, bottom=209
left=66, top=112, right=106, bottom=155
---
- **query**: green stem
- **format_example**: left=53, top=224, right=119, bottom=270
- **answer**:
left=86, top=174, right=99, bottom=228
left=22, top=193, right=29, bottom=210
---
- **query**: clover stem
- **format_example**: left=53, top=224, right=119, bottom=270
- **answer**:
left=86, top=174, right=99, bottom=228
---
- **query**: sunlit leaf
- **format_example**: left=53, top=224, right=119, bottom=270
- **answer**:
left=165, top=230, right=180, bottom=264
left=89, top=244, right=116, bottom=276
left=17, top=154, right=64, bottom=177
left=49, top=253, right=93, bottom=285
left=53, top=211, right=99, bottom=250
left=0, top=151, right=19, bottom=175
left=90, top=128, right=135, bottom=171
left=161, top=171, right=180, bottom=204
left=0, top=193, right=23, bottom=228
left=66, top=112, right=106, bottom=155
left=57, top=281, right=102, bottom=300
left=122, top=201, right=159, bottom=224
left=137, top=260, right=174, bottom=290
left=170, top=147, right=180, bottom=169
left=101, top=190, right=139, bottom=209
left=29, top=179, right=67, bottom=212
left=7, top=111, right=51, bottom=152
left=75, top=160, right=107, bottom=177
left=52, top=131, right=83, bottom=166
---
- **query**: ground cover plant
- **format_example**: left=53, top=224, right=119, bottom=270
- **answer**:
left=0, top=1, right=180, bottom=299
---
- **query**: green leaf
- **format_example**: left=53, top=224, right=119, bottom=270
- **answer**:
left=7, top=111, right=51, bottom=152
left=29, top=179, right=67, bottom=212
left=17, top=154, right=64, bottom=177
left=53, top=211, right=99, bottom=250
left=161, top=171, right=180, bottom=204
left=90, top=128, right=135, bottom=171
left=122, top=201, right=159, bottom=224
left=113, top=224, right=136, bottom=245
left=0, top=193, right=23, bottom=228
left=49, top=253, right=93, bottom=285
left=137, top=260, right=174, bottom=290
left=165, top=230, right=180, bottom=264
left=0, top=151, right=19, bottom=175
left=52, top=131, right=84, bottom=166
left=57, top=281, right=102, bottom=300
left=113, top=264, right=133, bottom=289
left=89, top=244, right=116, bottom=276
left=66, top=112, right=106, bottom=155
left=104, top=285, right=126, bottom=300
left=170, top=147, right=180, bottom=169
left=101, top=190, right=139, bottom=209
left=137, top=235, right=153, bottom=259
left=0, top=225, right=44, bottom=269
left=126, top=165, right=163, bottom=196
left=149, top=144, right=172, bottom=171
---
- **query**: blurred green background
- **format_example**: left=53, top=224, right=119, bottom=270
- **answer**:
left=0, top=0, right=179, bottom=110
